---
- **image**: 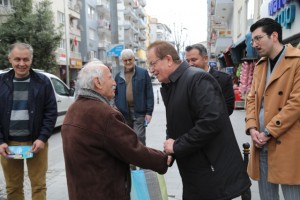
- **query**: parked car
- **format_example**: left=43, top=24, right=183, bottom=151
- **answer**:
left=0, top=69, right=75, bottom=128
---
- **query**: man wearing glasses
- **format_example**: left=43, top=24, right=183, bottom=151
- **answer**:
left=114, top=49, right=154, bottom=145
left=147, top=40, right=251, bottom=199
left=246, top=18, right=300, bottom=199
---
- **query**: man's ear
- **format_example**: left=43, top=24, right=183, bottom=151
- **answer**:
left=93, top=77, right=102, bottom=89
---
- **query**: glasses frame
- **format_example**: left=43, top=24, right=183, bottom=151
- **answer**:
left=148, top=58, right=162, bottom=68
left=122, top=58, right=133, bottom=63
left=251, top=34, right=268, bottom=46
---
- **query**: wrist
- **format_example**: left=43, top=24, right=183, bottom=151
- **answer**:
left=264, top=128, right=271, bottom=137
left=247, top=127, right=257, bottom=135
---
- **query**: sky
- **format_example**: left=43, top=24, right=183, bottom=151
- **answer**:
left=144, top=0, right=208, bottom=45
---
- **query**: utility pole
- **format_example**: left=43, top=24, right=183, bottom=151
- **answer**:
left=110, top=0, right=120, bottom=76
left=63, top=0, right=70, bottom=87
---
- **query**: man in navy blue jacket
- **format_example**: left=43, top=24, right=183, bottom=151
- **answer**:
left=114, top=49, right=154, bottom=145
left=0, top=42, right=57, bottom=200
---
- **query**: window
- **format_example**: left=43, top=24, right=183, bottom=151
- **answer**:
left=88, top=5, right=95, bottom=19
left=89, top=28, right=96, bottom=40
left=247, top=0, right=254, bottom=30
left=238, top=8, right=242, bottom=37
left=57, top=11, right=65, bottom=24
left=51, top=78, right=70, bottom=96
left=59, top=39, right=66, bottom=49
left=0, top=0, right=9, bottom=6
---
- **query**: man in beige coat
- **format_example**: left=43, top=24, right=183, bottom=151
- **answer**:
left=246, top=18, right=300, bottom=199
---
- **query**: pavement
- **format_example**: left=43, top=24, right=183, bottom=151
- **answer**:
left=0, top=84, right=284, bottom=200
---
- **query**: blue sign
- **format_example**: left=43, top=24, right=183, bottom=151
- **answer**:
left=208, top=61, right=217, bottom=69
left=106, top=44, right=124, bottom=57
left=268, top=0, right=296, bottom=29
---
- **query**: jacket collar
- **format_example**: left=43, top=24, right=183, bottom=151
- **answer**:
left=256, top=44, right=300, bottom=66
left=168, top=61, right=189, bottom=83
left=256, top=44, right=300, bottom=90
left=120, top=65, right=136, bottom=80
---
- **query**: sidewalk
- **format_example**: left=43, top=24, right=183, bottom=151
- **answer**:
left=0, top=84, right=283, bottom=200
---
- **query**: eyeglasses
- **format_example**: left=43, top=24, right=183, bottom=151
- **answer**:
left=251, top=34, right=268, bottom=46
left=123, top=58, right=133, bottom=63
left=148, top=58, right=161, bottom=68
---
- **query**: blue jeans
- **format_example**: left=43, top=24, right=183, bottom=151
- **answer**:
left=259, top=145, right=300, bottom=200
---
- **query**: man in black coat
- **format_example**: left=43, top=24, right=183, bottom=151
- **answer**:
left=147, top=41, right=251, bottom=200
left=185, top=44, right=235, bottom=115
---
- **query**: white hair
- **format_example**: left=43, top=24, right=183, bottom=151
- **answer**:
left=120, top=49, right=135, bottom=59
left=75, top=60, right=106, bottom=94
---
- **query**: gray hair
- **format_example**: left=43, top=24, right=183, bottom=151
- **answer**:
left=120, top=49, right=135, bottom=59
left=185, top=44, right=208, bottom=57
left=8, top=42, right=34, bottom=59
left=75, top=60, right=106, bottom=94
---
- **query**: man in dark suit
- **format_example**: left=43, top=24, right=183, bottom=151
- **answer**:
left=186, top=44, right=235, bottom=115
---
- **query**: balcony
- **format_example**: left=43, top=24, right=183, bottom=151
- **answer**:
left=0, top=5, right=14, bottom=16
left=138, top=18, right=146, bottom=30
left=214, top=37, right=232, bottom=56
left=68, top=1, right=80, bottom=19
left=135, top=6, right=146, bottom=17
left=139, top=0, right=147, bottom=7
left=70, top=51, right=82, bottom=60
left=98, top=19, right=110, bottom=29
left=139, top=31, right=146, bottom=41
left=69, top=26, right=81, bottom=37
left=98, top=40, right=111, bottom=50
left=215, top=0, right=233, bottom=22
left=97, top=0, right=110, bottom=18
left=124, top=7, right=139, bottom=22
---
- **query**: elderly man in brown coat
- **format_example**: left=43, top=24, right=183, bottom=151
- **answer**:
left=61, top=61, right=168, bottom=200
left=246, top=18, right=300, bottom=199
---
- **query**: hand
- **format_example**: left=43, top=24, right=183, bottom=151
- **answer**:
left=31, top=139, right=45, bottom=153
left=145, top=115, right=152, bottom=124
left=167, top=155, right=173, bottom=166
left=250, top=128, right=267, bottom=148
left=164, top=139, right=175, bottom=154
left=0, top=143, right=10, bottom=156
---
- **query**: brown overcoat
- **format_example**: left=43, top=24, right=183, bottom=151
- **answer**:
left=246, top=44, right=300, bottom=184
left=61, top=96, right=168, bottom=200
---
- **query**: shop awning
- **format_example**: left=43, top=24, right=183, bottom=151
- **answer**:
left=231, top=37, right=246, bottom=65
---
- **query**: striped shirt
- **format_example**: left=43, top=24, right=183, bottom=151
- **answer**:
left=9, top=76, right=31, bottom=141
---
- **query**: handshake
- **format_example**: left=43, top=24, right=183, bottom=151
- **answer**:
left=164, top=138, right=175, bottom=167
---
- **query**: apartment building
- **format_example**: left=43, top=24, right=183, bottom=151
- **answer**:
left=148, top=17, right=172, bottom=45
left=50, top=0, right=82, bottom=84
left=118, top=0, right=147, bottom=66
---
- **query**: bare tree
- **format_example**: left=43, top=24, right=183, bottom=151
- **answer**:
left=172, top=23, right=188, bottom=58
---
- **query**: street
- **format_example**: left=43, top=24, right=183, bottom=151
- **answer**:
left=0, top=84, right=283, bottom=200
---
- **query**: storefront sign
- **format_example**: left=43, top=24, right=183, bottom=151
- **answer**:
left=58, top=53, right=67, bottom=64
left=69, top=58, right=82, bottom=69
left=268, top=0, right=296, bottom=29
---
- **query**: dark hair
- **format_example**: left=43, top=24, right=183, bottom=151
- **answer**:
left=185, top=44, right=208, bottom=56
left=147, top=41, right=181, bottom=64
left=250, top=18, right=283, bottom=43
